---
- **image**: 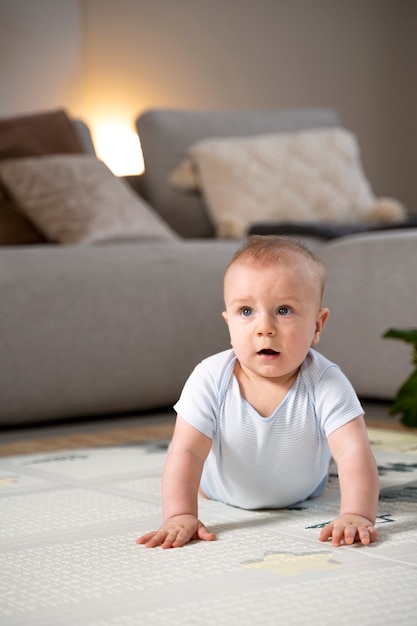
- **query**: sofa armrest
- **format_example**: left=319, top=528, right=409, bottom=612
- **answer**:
left=317, top=229, right=417, bottom=400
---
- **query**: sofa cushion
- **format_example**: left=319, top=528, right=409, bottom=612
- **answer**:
left=0, top=109, right=88, bottom=245
left=170, top=128, right=406, bottom=239
left=0, top=154, right=178, bottom=244
left=136, top=107, right=341, bottom=238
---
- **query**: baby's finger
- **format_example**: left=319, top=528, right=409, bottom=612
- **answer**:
left=161, top=529, right=183, bottom=549
left=358, top=525, right=378, bottom=545
left=319, top=523, right=334, bottom=543
left=197, top=524, right=216, bottom=542
left=144, top=529, right=173, bottom=548
left=330, top=525, right=346, bottom=546
left=342, top=525, right=358, bottom=545
left=170, top=526, right=196, bottom=548
left=136, top=531, right=157, bottom=545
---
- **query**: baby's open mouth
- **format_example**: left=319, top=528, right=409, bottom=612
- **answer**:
left=258, top=349, right=279, bottom=355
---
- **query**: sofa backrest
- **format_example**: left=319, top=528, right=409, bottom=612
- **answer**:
left=136, top=107, right=341, bottom=239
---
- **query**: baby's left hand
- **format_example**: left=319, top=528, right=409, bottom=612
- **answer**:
left=319, top=514, right=378, bottom=547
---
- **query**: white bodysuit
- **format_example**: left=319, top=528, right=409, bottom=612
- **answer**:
left=174, top=348, right=363, bottom=510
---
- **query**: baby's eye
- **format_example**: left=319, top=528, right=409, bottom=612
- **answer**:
left=277, top=306, right=292, bottom=316
left=240, top=307, right=253, bottom=318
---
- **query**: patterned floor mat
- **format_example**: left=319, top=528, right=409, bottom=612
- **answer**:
left=0, top=428, right=416, bottom=625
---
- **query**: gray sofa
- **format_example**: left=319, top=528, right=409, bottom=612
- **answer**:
left=0, top=107, right=416, bottom=426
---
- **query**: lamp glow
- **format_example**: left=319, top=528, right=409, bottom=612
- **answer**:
left=93, top=122, right=145, bottom=176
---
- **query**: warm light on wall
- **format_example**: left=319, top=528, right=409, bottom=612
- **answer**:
left=93, top=121, right=145, bottom=176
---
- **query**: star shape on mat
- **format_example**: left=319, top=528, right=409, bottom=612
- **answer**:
left=242, top=552, right=341, bottom=577
left=0, top=476, right=19, bottom=487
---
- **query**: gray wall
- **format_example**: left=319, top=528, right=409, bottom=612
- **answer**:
left=0, top=0, right=82, bottom=114
left=1, top=0, right=416, bottom=213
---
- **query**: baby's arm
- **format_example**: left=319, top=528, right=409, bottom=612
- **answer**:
left=137, top=416, right=215, bottom=549
left=320, top=415, right=379, bottom=547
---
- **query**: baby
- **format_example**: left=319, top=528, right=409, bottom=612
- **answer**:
left=138, top=235, right=379, bottom=549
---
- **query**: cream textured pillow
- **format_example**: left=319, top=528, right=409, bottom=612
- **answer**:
left=0, top=154, right=177, bottom=244
left=170, top=128, right=406, bottom=238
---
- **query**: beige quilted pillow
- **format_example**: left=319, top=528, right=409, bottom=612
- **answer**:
left=170, top=128, right=406, bottom=238
left=0, top=154, right=177, bottom=244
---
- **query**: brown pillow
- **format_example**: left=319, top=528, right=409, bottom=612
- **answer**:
left=0, top=109, right=84, bottom=159
left=0, top=109, right=85, bottom=244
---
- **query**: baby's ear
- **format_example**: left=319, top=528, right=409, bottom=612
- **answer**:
left=222, top=311, right=229, bottom=324
left=312, top=307, right=330, bottom=344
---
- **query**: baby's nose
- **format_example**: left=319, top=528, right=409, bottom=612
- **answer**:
left=256, top=315, right=276, bottom=336
left=257, top=327, right=275, bottom=336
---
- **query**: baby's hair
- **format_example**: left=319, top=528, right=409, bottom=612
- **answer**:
left=226, top=235, right=326, bottom=300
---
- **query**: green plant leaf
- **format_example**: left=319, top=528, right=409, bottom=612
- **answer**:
left=383, top=327, right=417, bottom=426
left=383, top=328, right=417, bottom=349
left=388, top=369, right=417, bottom=427
left=384, top=328, right=417, bottom=367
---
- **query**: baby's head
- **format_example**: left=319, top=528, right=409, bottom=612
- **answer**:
left=225, top=235, right=326, bottom=306
left=222, top=236, right=329, bottom=382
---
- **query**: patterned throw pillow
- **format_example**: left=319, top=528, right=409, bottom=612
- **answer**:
left=0, top=109, right=86, bottom=245
left=170, top=128, right=406, bottom=239
left=0, top=155, right=178, bottom=244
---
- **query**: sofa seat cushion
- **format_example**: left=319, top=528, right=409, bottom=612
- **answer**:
left=170, top=128, right=406, bottom=239
left=0, top=154, right=178, bottom=244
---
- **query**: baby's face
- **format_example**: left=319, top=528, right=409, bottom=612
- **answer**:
left=222, top=257, right=329, bottom=385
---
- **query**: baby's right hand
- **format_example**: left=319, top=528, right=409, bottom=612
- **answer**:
left=136, top=514, right=216, bottom=549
